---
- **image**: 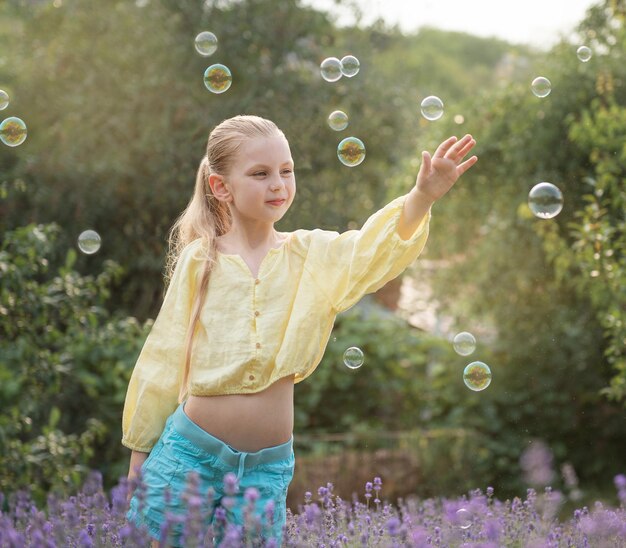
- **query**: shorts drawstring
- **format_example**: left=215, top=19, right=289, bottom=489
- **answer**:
left=236, top=453, right=247, bottom=481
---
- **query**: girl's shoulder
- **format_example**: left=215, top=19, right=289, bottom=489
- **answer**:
left=183, top=238, right=205, bottom=259
left=286, top=228, right=343, bottom=257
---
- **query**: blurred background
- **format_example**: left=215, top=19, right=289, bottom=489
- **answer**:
left=1, top=0, right=624, bottom=513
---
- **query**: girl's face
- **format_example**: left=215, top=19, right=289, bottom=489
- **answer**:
left=224, top=135, right=295, bottom=225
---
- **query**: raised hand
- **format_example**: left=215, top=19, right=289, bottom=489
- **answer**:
left=415, top=134, right=478, bottom=202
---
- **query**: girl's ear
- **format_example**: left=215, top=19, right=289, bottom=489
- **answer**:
left=208, top=173, right=232, bottom=203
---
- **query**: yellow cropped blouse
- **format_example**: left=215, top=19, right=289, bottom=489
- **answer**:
left=122, top=194, right=431, bottom=451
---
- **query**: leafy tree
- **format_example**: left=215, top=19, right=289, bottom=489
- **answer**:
left=386, top=0, right=626, bottom=492
left=0, top=222, right=145, bottom=500
left=0, top=0, right=532, bottom=321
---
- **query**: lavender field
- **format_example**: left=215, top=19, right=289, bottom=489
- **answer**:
left=1, top=471, right=625, bottom=547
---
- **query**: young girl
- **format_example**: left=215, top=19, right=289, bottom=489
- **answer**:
left=122, top=115, right=477, bottom=545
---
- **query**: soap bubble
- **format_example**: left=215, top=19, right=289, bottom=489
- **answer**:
left=328, top=110, right=349, bottom=131
left=453, top=332, right=476, bottom=356
left=420, top=96, right=444, bottom=121
left=343, top=346, right=364, bottom=369
left=77, top=230, right=101, bottom=255
left=463, top=361, right=492, bottom=391
left=454, top=114, right=464, bottom=124
left=528, top=182, right=564, bottom=219
left=320, top=57, right=342, bottom=82
left=456, top=509, right=472, bottom=529
left=337, top=137, right=366, bottom=167
left=531, top=77, right=551, bottom=98
left=0, top=117, right=27, bottom=147
left=576, top=45, right=592, bottom=62
left=204, top=64, right=232, bottom=94
left=340, top=55, right=360, bottom=77
left=194, top=31, right=218, bottom=56
left=0, top=90, right=8, bottom=110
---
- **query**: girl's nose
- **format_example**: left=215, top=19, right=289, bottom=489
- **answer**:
left=270, top=176, right=285, bottom=191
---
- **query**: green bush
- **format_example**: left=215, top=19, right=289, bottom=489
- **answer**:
left=0, top=223, right=145, bottom=501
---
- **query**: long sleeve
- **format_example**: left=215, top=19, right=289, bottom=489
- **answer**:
left=121, top=240, right=201, bottom=452
left=306, top=194, right=430, bottom=313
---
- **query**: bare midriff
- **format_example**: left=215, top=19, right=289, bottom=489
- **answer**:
left=184, top=374, right=295, bottom=453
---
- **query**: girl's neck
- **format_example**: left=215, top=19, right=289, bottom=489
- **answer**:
left=218, top=224, right=283, bottom=254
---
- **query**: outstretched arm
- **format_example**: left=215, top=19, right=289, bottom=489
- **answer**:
left=398, top=134, right=477, bottom=240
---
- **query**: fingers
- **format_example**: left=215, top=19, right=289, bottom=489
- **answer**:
left=434, top=134, right=475, bottom=160
left=456, top=155, right=478, bottom=176
left=444, top=134, right=473, bottom=160
left=422, top=150, right=432, bottom=172
left=417, top=150, right=432, bottom=179
left=453, top=136, right=476, bottom=161
left=432, top=136, right=458, bottom=159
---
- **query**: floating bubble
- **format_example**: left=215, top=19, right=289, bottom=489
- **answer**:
left=337, top=136, right=366, bottom=167
left=343, top=346, right=364, bottom=369
left=0, top=90, right=8, bottom=110
left=77, top=230, right=101, bottom=255
left=576, top=45, right=592, bottom=62
left=194, top=31, right=218, bottom=57
left=0, top=117, right=27, bottom=147
left=204, top=64, right=232, bottom=94
left=531, top=77, right=551, bottom=98
left=463, top=361, right=492, bottom=391
left=420, top=96, right=444, bottom=121
left=454, top=114, right=464, bottom=124
left=320, top=57, right=342, bottom=82
left=456, top=508, right=472, bottom=529
left=453, top=332, right=476, bottom=356
left=328, top=110, right=349, bottom=131
left=340, top=55, right=360, bottom=77
left=528, top=182, right=564, bottom=219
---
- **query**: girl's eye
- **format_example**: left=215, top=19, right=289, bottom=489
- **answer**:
left=252, top=171, right=267, bottom=177
left=281, top=169, right=293, bottom=175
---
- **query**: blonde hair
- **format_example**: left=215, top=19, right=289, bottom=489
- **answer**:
left=165, top=115, right=285, bottom=402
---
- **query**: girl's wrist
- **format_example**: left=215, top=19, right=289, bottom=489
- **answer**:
left=410, top=186, right=437, bottom=207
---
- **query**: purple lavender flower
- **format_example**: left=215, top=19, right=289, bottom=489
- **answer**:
left=220, top=523, right=242, bottom=547
left=614, top=473, right=626, bottom=505
left=244, top=487, right=260, bottom=505
left=223, top=472, right=239, bottom=496
left=78, top=528, right=94, bottom=547
left=264, top=499, right=275, bottom=524
left=386, top=516, right=401, bottom=536
left=214, top=507, right=227, bottom=522
left=520, top=440, right=555, bottom=486
left=304, top=503, right=321, bottom=527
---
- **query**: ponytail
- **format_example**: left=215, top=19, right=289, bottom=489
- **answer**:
left=166, top=156, right=230, bottom=403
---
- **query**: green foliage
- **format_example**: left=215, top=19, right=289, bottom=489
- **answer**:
left=0, top=223, right=145, bottom=501
left=1, top=0, right=624, bottom=505
left=0, top=0, right=529, bottom=321
left=384, top=0, right=626, bottom=491
left=295, top=300, right=449, bottom=433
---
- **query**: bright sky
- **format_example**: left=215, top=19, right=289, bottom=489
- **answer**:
left=304, top=0, right=599, bottom=47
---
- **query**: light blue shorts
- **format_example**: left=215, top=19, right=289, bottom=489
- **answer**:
left=127, top=403, right=295, bottom=546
